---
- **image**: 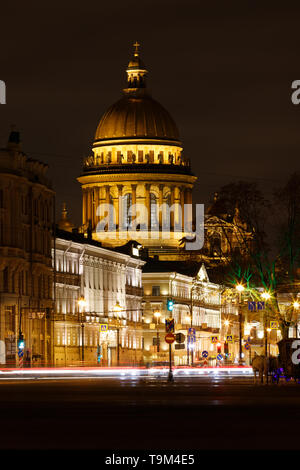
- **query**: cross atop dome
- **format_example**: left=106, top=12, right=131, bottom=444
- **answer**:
left=133, top=41, right=140, bottom=57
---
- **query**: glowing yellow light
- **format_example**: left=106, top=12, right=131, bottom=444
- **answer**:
left=154, top=311, right=161, bottom=319
left=236, top=284, right=245, bottom=292
left=224, top=320, right=230, bottom=326
left=78, top=296, right=87, bottom=308
left=261, top=291, right=271, bottom=300
left=293, top=301, right=300, bottom=309
left=114, top=301, right=122, bottom=312
left=185, top=315, right=191, bottom=323
left=267, top=328, right=271, bottom=332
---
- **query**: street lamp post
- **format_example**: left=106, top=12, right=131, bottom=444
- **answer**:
left=78, top=296, right=87, bottom=364
left=114, top=301, right=122, bottom=366
left=236, top=284, right=245, bottom=365
left=154, top=311, right=161, bottom=356
left=261, top=291, right=271, bottom=358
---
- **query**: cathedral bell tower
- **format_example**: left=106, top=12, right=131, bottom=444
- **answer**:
left=77, top=43, right=197, bottom=259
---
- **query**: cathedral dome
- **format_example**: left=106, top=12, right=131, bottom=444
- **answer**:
left=94, top=42, right=180, bottom=145
left=94, top=94, right=180, bottom=143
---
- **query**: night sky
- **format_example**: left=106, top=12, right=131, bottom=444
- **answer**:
left=1, top=1, right=300, bottom=226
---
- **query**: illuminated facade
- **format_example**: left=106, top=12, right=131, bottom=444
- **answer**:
left=0, top=130, right=54, bottom=365
left=53, top=230, right=145, bottom=366
left=142, top=263, right=222, bottom=365
left=77, top=43, right=197, bottom=259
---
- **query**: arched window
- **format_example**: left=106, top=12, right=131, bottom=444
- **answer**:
left=150, top=193, right=159, bottom=229
left=210, top=233, right=222, bottom=257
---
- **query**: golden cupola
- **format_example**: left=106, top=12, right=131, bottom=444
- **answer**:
left=78, top=42, right=197, bottom=259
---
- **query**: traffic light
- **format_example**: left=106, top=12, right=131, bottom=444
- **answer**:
left=167, top=298, right=174, bottom=311
left=217, top=342, right=221, bottom=354
left=18, top=335, right=25, bottom=350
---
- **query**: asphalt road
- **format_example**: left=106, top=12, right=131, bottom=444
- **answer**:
left=0, top=375, right=300, bottom=450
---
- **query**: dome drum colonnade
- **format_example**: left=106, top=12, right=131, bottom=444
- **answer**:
left=78, top=43, right=197, bottom=250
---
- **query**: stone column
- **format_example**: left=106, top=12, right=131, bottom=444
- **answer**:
left=105, top=185, right=110, bottom=230
left=95, top=187, right=100, bottom=229
left=174, top=186, right=181, bottom=231
left=170, top=185, right=175, bottom=231
left=159, top=184, right=164, bottom=230
left=131, top=184, right=137, bottom=228
left=117, top=185, right=123, bottom=231
left=82, top=190, right=87, bottom=226
left=181, top=187, right=185, bottom=232
left=185, top=188, right=193, bottom=232
left=145, top=184, right=151, bottom=230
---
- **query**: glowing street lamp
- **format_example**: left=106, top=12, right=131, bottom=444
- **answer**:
left=113, top=301, right=123, bottom=365
left=236, top=284, right=245, bottom=293
left=78, top=295, right=87, bottom=309
left=154, top=311, right=161, bottom=353
left=261, top=291, right=271, bottom=301
left=77, top=296, right=86, bottom=363
left=235, top=283, right=245, bottom=364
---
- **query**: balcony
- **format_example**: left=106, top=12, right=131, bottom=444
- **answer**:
left=125, top=284, right=144, bottom=297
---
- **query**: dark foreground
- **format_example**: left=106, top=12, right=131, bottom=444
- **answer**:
left=0, top=375, right=299, bottom=450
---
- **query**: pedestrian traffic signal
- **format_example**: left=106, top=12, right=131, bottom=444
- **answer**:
left=18, top=335, right=25, bottom=350
left=167, top=298, right=174, bottom=311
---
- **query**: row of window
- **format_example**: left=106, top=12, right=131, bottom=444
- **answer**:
left=1, top=268, right=52, bottom=298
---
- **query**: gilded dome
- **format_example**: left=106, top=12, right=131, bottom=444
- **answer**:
left=94, top=94, right=180, bottom=143
left=94, top=42, right=180, bottom=144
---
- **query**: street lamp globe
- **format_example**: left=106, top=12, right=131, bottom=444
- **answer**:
left=261, top=291, right=271, bottom=300
left=293, top=301, right=300, bottom=309
left=78, top=296, right=87, bottom=309
left=236, top=284, right=245, bottom=293
left=114, top=301, right=122, bottom=312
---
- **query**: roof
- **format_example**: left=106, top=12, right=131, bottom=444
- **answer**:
left=94, top=94, right=180, bottom=143
left=142, top=260, right=202, bottom=278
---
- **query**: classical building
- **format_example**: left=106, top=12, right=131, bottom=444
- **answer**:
left=0, top=130, right=54, bottom=365
left=53, top=228, right=145, bottom=366
left=142, top=262, right=222, bottom=365
left=77, top=43, right=197, bottom=259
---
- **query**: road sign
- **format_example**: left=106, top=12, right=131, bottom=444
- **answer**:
left=165, top=333, right=175, bottom=344
left=175, top=333, right=185, bottom=344
left=175, top=343, right=185, bottom=350
left=17, top=349, right=24, bottom=358
left=188, top=328, right=196, bottom=335
left=217, top=354, right=223, bottom=361
left=226, top=335, right=233, bottom=343
left=270, top=321, right=279, bottom=329
left=244, top=343, right=250, bottom=350
left=202, top=350, right=209, bottom=358
left=211, top=336, right=219, bottom=344
left=248, top=301, right=265, bottom=311
left=165, top=318, right=175, bottom=333
left=99, top=324, right=108, bottom=332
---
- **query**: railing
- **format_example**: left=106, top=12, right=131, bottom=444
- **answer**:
left=125, top=285, right=144, bottom=297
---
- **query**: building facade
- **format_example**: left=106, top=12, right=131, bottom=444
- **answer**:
left=142, top=262, right=222, bottom=365
left=53, top=230, right=145, bottom=366
left=0, top=130, right=54, bottom=365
